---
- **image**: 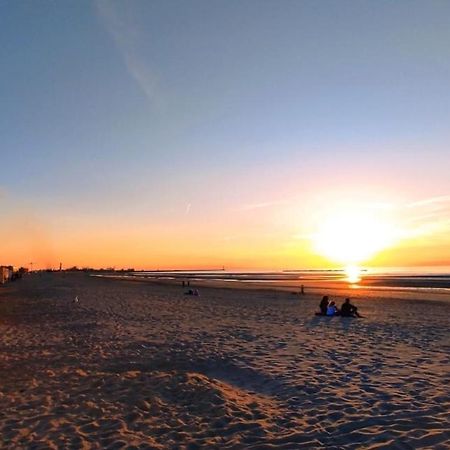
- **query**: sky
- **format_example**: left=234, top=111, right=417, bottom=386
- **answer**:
left=1, top=0, right=449, bottom=270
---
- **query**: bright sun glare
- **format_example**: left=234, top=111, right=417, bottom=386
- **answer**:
left=345, top=265, right=362, bottom=284
left=312, top=207, right=396, bottom=267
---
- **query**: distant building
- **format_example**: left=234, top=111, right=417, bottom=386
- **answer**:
left=0, top=266, right=13, bottom=284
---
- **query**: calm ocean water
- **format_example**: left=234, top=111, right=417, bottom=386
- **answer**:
left=125, top=267, right=450, bottom=292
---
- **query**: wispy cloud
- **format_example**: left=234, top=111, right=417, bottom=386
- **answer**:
left=295, top=195, right=450, bottom=249
left=238, top=200, right=289, bottom=211
left=399, top=194, right=450, bottom=240
left=96, top=0, right=160, bottom=103
left=406, top=195, right=450, bottom=209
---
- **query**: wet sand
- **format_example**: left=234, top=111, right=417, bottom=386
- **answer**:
left=0, top=273, right=449, bottom=449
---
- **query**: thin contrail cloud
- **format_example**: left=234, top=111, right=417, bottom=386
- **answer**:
left=96, top=0, right=160, bottom=104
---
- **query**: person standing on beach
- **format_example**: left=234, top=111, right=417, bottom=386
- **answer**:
left=319, top=296, right=329, bottom=315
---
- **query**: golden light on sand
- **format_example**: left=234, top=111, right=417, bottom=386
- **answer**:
left=312, top=207, right=396, bottom=265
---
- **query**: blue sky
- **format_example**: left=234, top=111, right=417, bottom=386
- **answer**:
left=1, top=1, right=449, bottom=268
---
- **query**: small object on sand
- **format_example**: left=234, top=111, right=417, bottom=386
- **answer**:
left=184, top=289, right=200, bottom=296
left=73, top=296, right=79, bottom=303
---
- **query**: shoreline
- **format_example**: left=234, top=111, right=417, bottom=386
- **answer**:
left=93, top=274, right=450, bottom=303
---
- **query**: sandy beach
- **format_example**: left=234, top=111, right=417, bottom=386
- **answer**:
left=1, top=273, right=449, bottom=449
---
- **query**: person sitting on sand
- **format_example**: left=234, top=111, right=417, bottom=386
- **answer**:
left=326, top=301, right=339, bottom=316
left=185, top=289, right=200, bottom=296
left=340, top=298, right=361, bottom=317
left=319, top=296, right=329, bottom=315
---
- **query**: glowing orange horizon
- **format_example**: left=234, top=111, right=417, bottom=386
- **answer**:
left=1, top=192, right=449, bottom=271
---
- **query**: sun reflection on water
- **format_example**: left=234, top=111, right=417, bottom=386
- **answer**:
left=345, top=265, right=362, bottom=284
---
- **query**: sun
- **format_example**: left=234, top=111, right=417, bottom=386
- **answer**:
left=311, top=207, right=396, bottom=266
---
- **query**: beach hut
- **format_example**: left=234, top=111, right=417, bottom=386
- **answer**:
left=0, top=266, right=13, bottom=284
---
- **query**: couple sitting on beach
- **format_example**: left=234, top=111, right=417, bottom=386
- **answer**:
left=318, top=296, right=361, bottom=317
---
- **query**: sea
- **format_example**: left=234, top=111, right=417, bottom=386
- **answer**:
left=120, top=266, right=450, bottom=295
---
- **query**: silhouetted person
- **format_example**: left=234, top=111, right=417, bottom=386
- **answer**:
left=185, top=288, right=199, bottom=296
left=319, top=296, right=329, bottom=315
left=300, top=284, right=305, bottom=295
left=341, top=298, right=361, bottom=317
